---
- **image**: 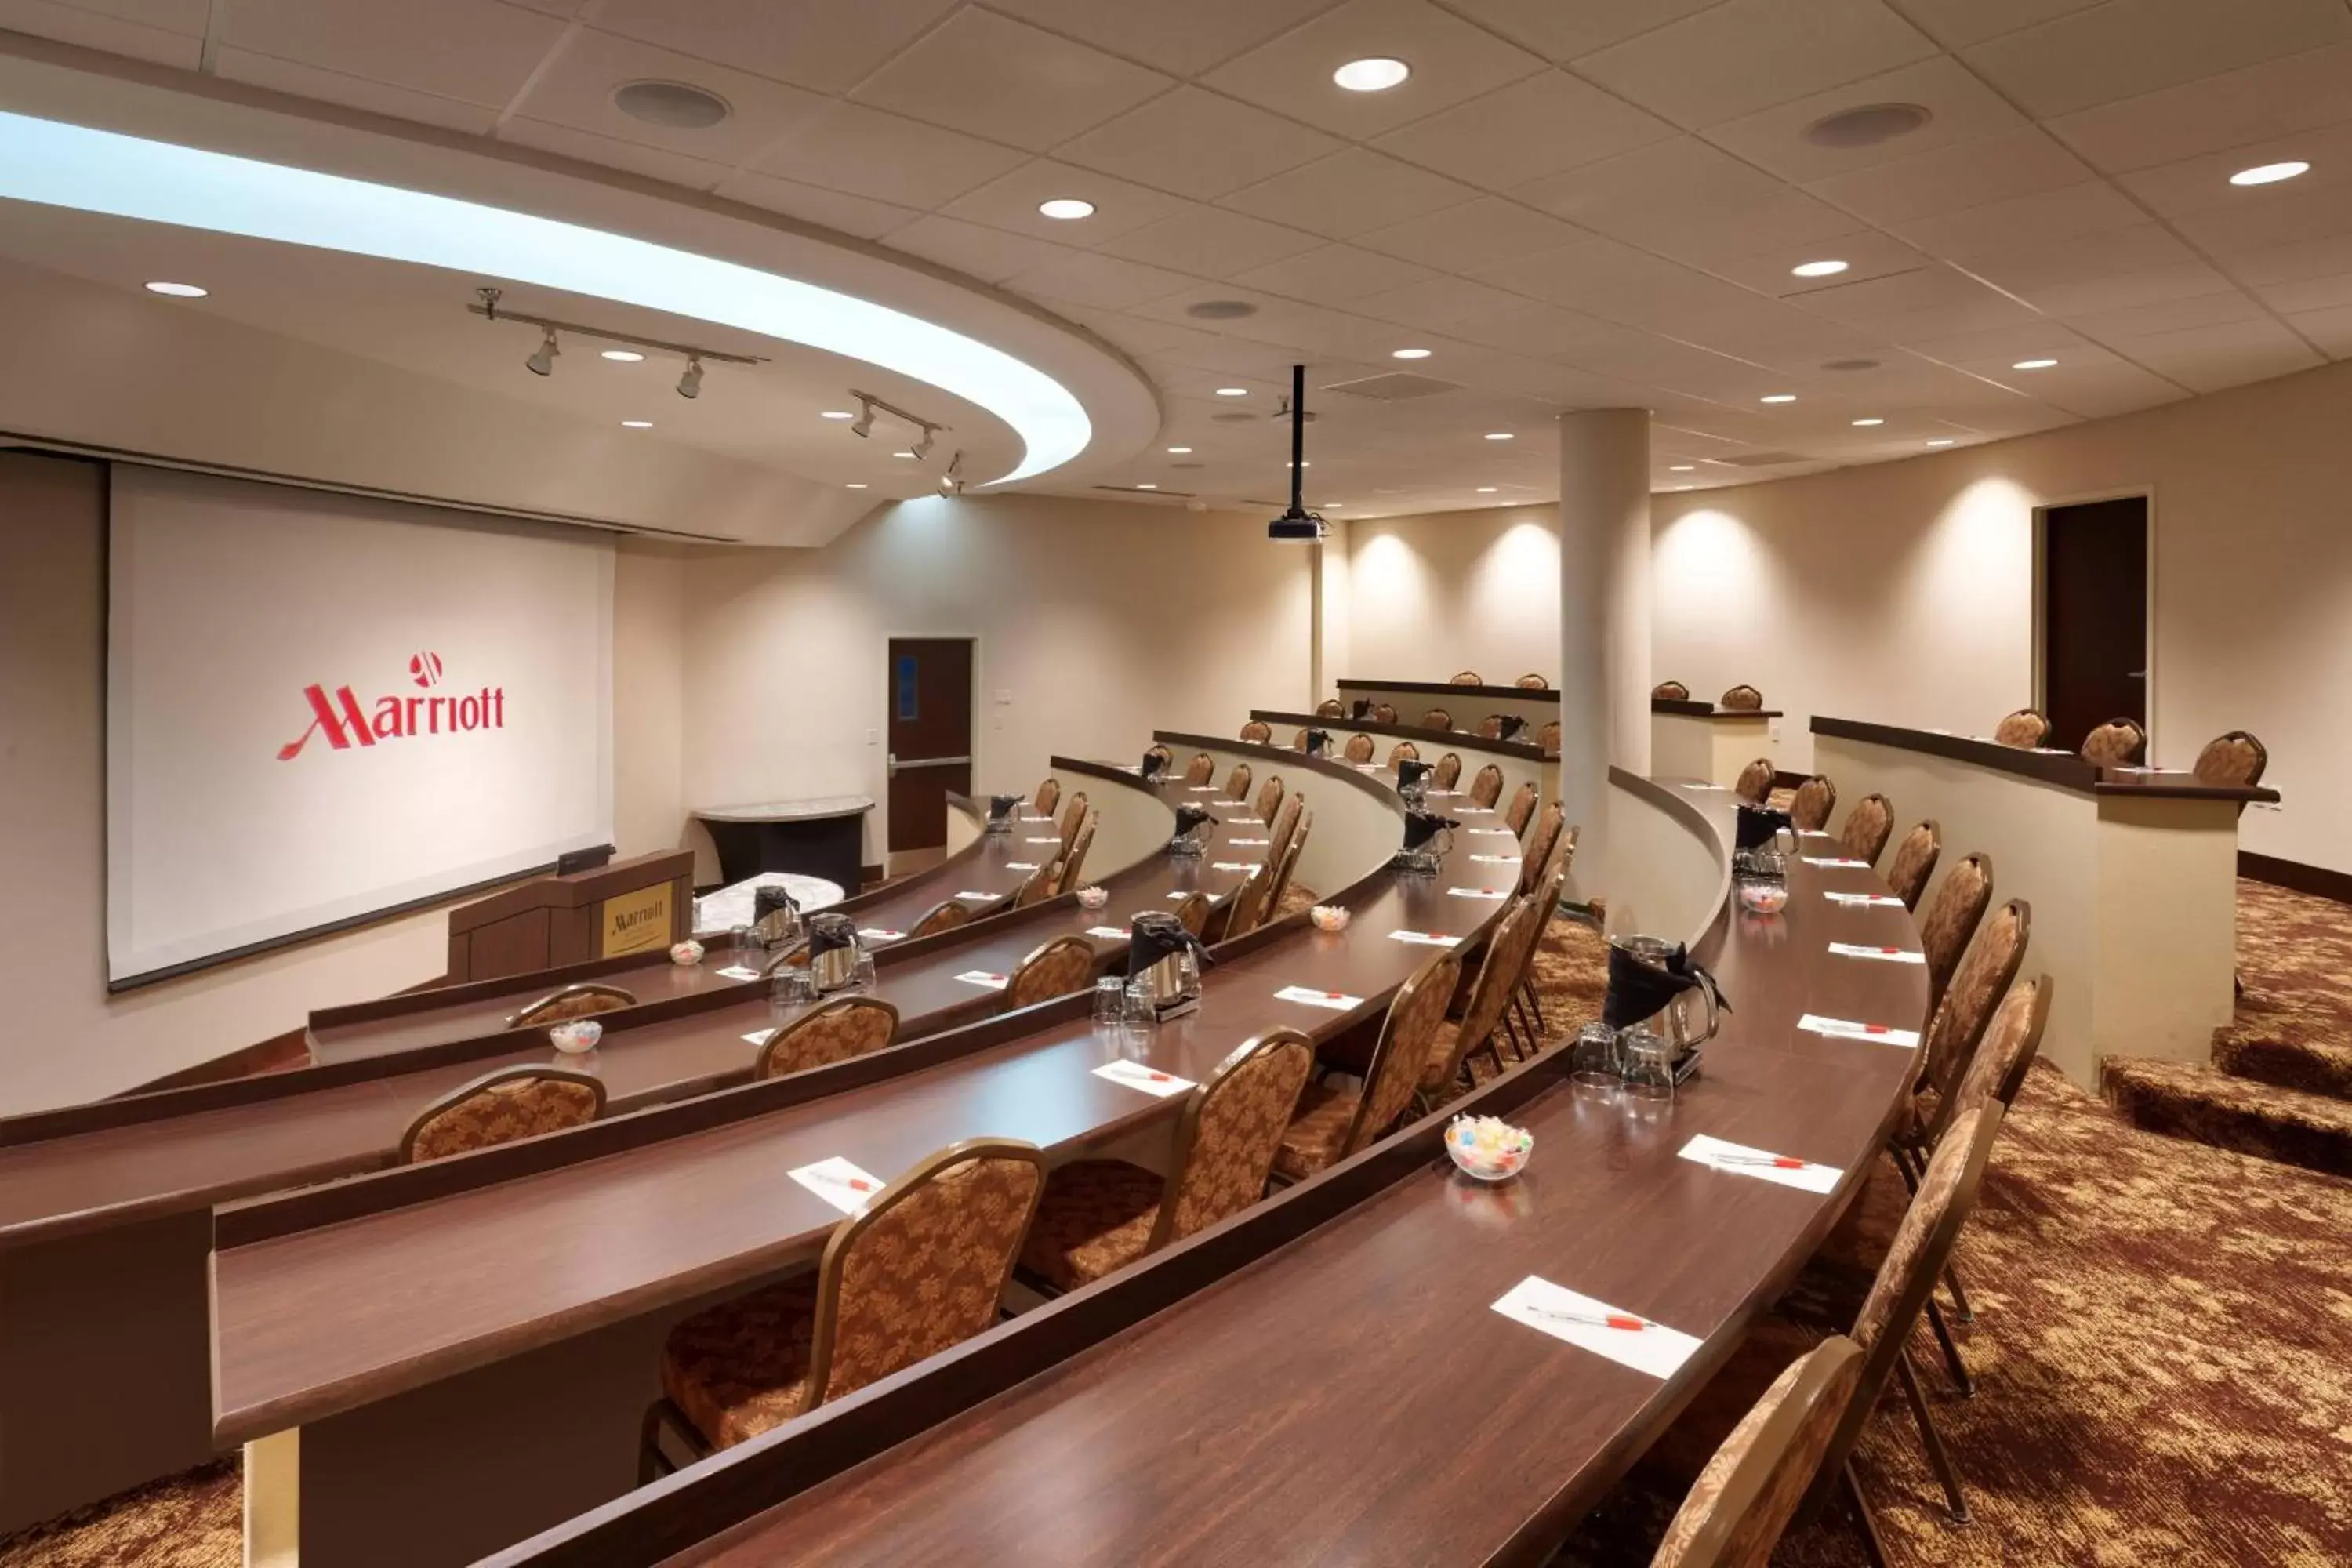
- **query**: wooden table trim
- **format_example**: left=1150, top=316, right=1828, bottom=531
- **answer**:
left=1811, top=716, right=2279, bottom=804
left=1337, top=677, right=1563, bottom=705
left=1249, top=709, right=1554, bottom=759
left=1651, top=698, right=1784, bottom=720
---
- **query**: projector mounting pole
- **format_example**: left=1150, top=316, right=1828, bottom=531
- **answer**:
left=1288, top=362, right=1305, bottom=513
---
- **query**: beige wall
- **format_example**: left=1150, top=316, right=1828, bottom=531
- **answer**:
left=0, top=452, right=687, bottom=1112
left=677, top=492, right=1318, bottom=881
left=1341, top=504, right=1564, bottom=687
left=1653, top=358, right=2351, bottom=870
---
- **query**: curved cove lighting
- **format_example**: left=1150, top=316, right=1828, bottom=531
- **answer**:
left=0, top=109, right=1090, bottom=484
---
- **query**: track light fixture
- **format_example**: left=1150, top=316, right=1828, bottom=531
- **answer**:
left=841, top=388, right=947, bottom=460
left=473, top=287, right=760, bottom=392
left=525, top=327, right=559, bottom=377
left=850, top=397, right=877, bottom=439
left=940, top=451, right=965, bottom=495
left=911, top=428, right=935, bottom=460
left=676, top=357, right=703, bottom=399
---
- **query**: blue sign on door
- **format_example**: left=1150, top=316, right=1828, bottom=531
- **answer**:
left=895, top=653, right=919, bottom=722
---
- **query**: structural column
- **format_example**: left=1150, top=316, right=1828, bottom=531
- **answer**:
left=1556, top=408, right=1652, bottom=901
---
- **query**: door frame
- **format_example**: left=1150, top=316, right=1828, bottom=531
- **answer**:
left=882, top=630, right=982, bottom=862
left=2030, top=485, right=2156, bottom=757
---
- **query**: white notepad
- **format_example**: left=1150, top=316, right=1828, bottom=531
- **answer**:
left=1211, top=861, right=1265, bottom=873
left=790, top=1156, right=887, bottom=1215
left=1679, top=1134, right=1840, bottom=1194
left=956, top=890, right=1002, bottom=902
left=1802, top=857, right=1871, bottom=869
left=1491, top=1278, right=1700, bottom=1379
left=1823, top=892, right=1904, bottom=909
left=1085, top=925, right=1131, bottom=940
left=1093, top=1060, right=1194, bottom=1098
left=1389, top=930, right=1462, bottom=947
left=1275, top=985, right=1363, bottom=1011
left=953, top=970, right=1009, bottom=989
left=1469, top=854, right=1523, bottom=865
left=1828, top=942, right=1925, bottom=964
left=1448, top=887, right=1512, bottom=901
left=1797, top=1013, right=1921, bottom=1048
left=857, top=927, right=905, bottom=942
left=713, top=964, right=763, bottom=982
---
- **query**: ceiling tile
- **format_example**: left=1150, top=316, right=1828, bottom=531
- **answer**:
left=2000, top=359, right=2189, bottom=417
left=2063, top=290, right=2272, bottom=343
left=851, top=7, right=1174, bottom=152
left=1887, top=180, right=2149, bottom=261
left=1705, top=229, right=1930, bottom=296
left=1570, top=0, right=1940, bottom=130
left=2224, top=231, right=2352, bottom=287
left=2109, top=316, right=2324, bottom=391
left=1054, top=87, right=1344, bottom=201
left=1700, top=55, right=2030, bottom=183
left=1896, top=321, right=2103, bottom=368
left=1202, top=0, right=1548, bottom=140
left=213, top=48, right=502, bottom=133
left=2248, top=271, right=2352, bottom=314
left=2282, top=303, right=2352, bottom=356
left=1095, top=203, right=1327, bottom=275
left=588, top=0, right=959, bottom=96
left=1231, top=243, right=1439, bottom=302
left=1221, top=147, right=1480, bottom=240
left=2047, top=42, right=2352, bottom=174
left=496, top=117, right=735, bottom=190
left=750, top=102, right=1029, bottom=209
left=1356, top=196, right=1586, bottom=270
left=514, top=27, right=831, bottom=164
left=1352, top=273, right=1536, bottom=331
left=219, top=0, right=567, bottom=107
left=1004, top=250, right=1196, bottom=310
left=1963, top=223, right=2220, bottom=303
left=984, top=0, right=1346, bottom=78
left=710, top=170, right=924, bottom=240
left=0, top=0, right=205, bottom=68
left=1880, top=0, right=2104, bottom=51
left=2111, top=121, right=2352, bottom=251
left=1436, top=0, right=1724, bottom=60
left=1516, top=136, right=1857, bottom=263
left=939, top=158, right=1193, bottom=243
left=1370, top=69, right=1675, bottom=191
left=1959, top=0, right=2352, bottom=120
left=1792, top=263, right=2040, bottom=335
left=1804, top=128, right=2096, bottom=226
left=882, top=214, right=1077, bottom=282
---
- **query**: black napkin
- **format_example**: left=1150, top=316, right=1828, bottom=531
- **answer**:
left=1174, top=804, right=1218, bottom=837
left=1496, top=715, right=1527, bottom=742
left=807, top=912, right=857, bottom=958
left=988, top=793, right=1022, bottom=823
left=1734, top=804, right=1793, bottom=851
left=1397, top=758, right=1432, bottom=792
left=1141, top=750, right=1167, bottom=779
left=1602, top=941, right=1730, bottom=1031
left=1403, top=808, right=1458, bottom=850
left=1350, top=698, right=1373, bottom=720
left=1305, top=728, right=1331, bottom=757
left=753, top=884, right=800, bottom=924
left=1126, top=910, right=1210, bottom=978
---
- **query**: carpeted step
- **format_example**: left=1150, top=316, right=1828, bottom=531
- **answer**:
left=2100, top=1055, right=2352, bottom=1178
left=2212, top=1028, right=2352, bottom=1100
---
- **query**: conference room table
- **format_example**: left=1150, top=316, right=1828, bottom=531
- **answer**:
left=0, top=763, right=1211, bottom=1535
left=207, top=739, right=1515, bottom=1567
left=479, top=770, right=1932, bottom=1568
left=1334, top=674, right=1561, bottom=735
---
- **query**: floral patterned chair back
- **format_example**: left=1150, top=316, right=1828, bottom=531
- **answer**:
left=1031, top=777, right=1060, bottom=815
left=1343, top=733, right=1377, bottom=764
left=1054, top=816, right=1097, bottom=895
left=909, top=898, right=973, bottom=938
left=1917, top=852, right=1994, bottom=1011
left=1504, top=781, right=1539, bottom=836
left=1224, top=762, right=1252, bottom=801
left=1790, top=775, right=1838, bottom=832
left=1514, top=673, right=1550, bottom=690
left=1158, top=1033, right=1317, bottom=1246
left=1991, top=709, right=2049, bottom=748
left=1239, top=719, right=1272, bottom=743
left=1650, top=1338, right=1864, bottom=1568
left=1838, top=793, right=1893, bottom=866
left=1652, top=680, right=1690, bottom=701
left=1431, top=751, right=1463, bottom=791
left=1733, top=757, right=1775, bottom=804
left=757, top=996, right=900, bottom=1080
left=1885, top=822, right=1940, bottom=912
left=1371, top=702, right=1399, bottom=724
left=401, top=1065, right=604, bottom=1163
left=509, top=983, right=637, bottom=1028
left=1450, top=670, right=1483, bottom=686
left=1468, top=763, right=1505, bottom=808
left=1184, top=750, right=1217, bottom=786
left=1917, top=899, right=2028, bottom=1106
left=1316, top=698, right=1345, bottom=717
left=1253, top=774, right=1286, bottom=822
left=2192, top=730, right=2267, bottom=789
left=1006, top=935, right=1095, bottom=1008
left=2079, top=717, right=2146, bottom=768
left=1420, top=706, right=1454, bottom=731
left=1719, top=684, right=1764, bottom=711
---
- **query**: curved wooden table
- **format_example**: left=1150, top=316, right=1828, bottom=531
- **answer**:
left=485, top=772, right=1930, bottom=1568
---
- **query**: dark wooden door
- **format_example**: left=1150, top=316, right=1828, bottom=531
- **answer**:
left=886, top=638, right=974, bottom=855
left=2041, top=496, right=2148, bottom=753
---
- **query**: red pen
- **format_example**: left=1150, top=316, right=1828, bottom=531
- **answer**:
left=1531, top=1306, right=1646, bottom=1331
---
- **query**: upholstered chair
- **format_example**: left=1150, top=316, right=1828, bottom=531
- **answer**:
left=1223, top=762, right=1252, bottom=802
left=1006, top=935, right=1094, bottom=1009
left=1450, top=670, right=1483, bottom=685
left=1513, top=673, right=1550, bottom=690
left=400, top=1065, right=604, bottom=1163
left=1208, top=866, right=1274, bottom=945
left=1315, top=698, right=1345, bottom=717
left=2193, top=730, right=2267, bottom=789
left=1253, top=774, right=1285, bottom=822
left=1916, top=852, right=1992, bottom=1010
left=1991, top=709, right=2049, bottom=747
left=1789, top=775, right=1837, bottom=832
left=1054, top=817, right=1097, bottom=895
left=1468, top=763, right=1505, bottom=809
left=1537, top=720, right=1561, bottom=757
left=1032, top=777, right=1060, bottom=815
left=1387, top=740, right=1420, bottom=771
left=908, top=898, right=972, bottom=938
left=1341, top=733, right=1376, bottom=764
left=644, top=1139, right=1047, bottom=1473
left=1370, top=702, right=1398, bottom=724
left=1519, top=800, right=1566, bottom=898
left=1290, top=727, right=1312, bottom=751
left=756, top=996, right=900, bottom=1080
left=1719, top=684, right=1764, bottom=711
left=1837, top=793, right=1893, bottom=866
left=2079, top=717, right=2147, bottom=767
left=508, top=983, right=637, bottom=1028
left=1733, top=757, right=1775, bottom=804
left=1266, top=823, right=1311, bottom=916
left=1184, top=750, right=1217, bottom=786
left=1273, top=951, right=1461, bottom=1182
left=1018, top=1033, right=1316, bottom=1294
left=1431, top=752, right=1463, bottom=791
left=1475, top=713, right=1505, bottom=739
left=1504, top=781, right=1539, bottom=837
left=1265, top=795, right=1305, bottom=865
left=1170, top=891, right=1213, bottom=938
left=1652, top=680, right=1690, bottom=701
left=1650, top=1337, right=1864, bottom=1568
left=1143, top=742, right=1172, bottom=776
left=1238, top=719, right=1272, bottom=743
left=1418, top=897, right=1538, bottom=1098
left=1915, top=897, right=2027, bottom=1116
left=1884, top=822, right=1940, bottom=911
left=1420, top=706, right=1454, bottom=731
left=1511, top=838, right=1577, bottom=1035
left=1011, top=860, right=1060, bottom=910
left=1058, top=790, right=1089, bottom=846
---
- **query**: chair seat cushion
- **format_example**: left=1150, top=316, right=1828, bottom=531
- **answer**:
left=660, top=1274, right=821, bottom=1452
left=1019, top=1160, right=1166, bottom=1291
left=1273, top=1082, right=1360, bottom=1181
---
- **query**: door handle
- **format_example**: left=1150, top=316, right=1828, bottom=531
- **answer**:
left=2126, top=670, right=2146, bottom=679
left=893, top=755, right=971, bottom=768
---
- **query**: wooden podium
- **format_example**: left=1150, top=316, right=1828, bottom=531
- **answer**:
left=444, top=850, right=695, bottom=983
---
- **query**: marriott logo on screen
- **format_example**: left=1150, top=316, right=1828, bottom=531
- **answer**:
left=276, top=652, right=506, bottom=760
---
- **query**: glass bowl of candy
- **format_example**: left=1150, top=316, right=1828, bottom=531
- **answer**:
left=1075, top=885, right=1109, bottom=911
left=549, top=1019, right=604, bottom=1055
left=1737, top=881, right=1788, bottom=915
left=1309, top=905, right=1352, bottom=932
left=1445, top=1114, right=1534, bottom=1181
left=669, top=939, right=706, bottom=967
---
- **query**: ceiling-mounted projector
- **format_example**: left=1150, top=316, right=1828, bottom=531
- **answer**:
left=1269, top=362, right=1327, bottom=542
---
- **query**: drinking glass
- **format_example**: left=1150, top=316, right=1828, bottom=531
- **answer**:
left=1123, top=975, right=1157, bottom=1026
left=1092, top=975, right=1127, bottom=1027
left=1622, top=1030, right=1676, bottom=1108
left=1570, top=1023, right=1621, bottom=1091
left=851, top=949, right=877, bottom=990
left=730, top=924, right=755, bottom=956
left=770, top=967, right=817, bottom=1007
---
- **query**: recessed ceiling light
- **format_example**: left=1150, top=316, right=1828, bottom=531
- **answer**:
left=1167, top=445, right=1192, bottom=453
left=821, top=410, right=853, bottom=419
left=1852, top=417, right=1884, bottom=426
left=1791, top=259, right=1849, bottom=278
left=143, top=280, right=206, bottom=297
left=1669, top=464, right=1696, bottom=472
left=1483, top=431, right=1514, bottom=441
left=1926, top=438, right=1955, bottom=447
left=1673, top=485, right=1692, bottom=492
left=1325, top=502, right=1345, bottom=508
left=1286, top=460, right=1312, bottom=468
left=1136, top=483, right=1158, bottom=490
left=1334, top=57, right=1410, bottom=92
left=1760, top=393, right=1796, bottom=404
left=601, top=349, right=645, bottom=362
left=612, top=80, right=730, bottom=129
left=1391, top=347, right=1432, bottom=359
left=1037, top=198, right=1095, bottom=220
left=845, top=482, right=868, bottom=489
left=2012, top=358, right=2057, bottom=370
left=893, top=449, right=917, bottom=458
left=2230, top=160, right=2310, bottom=187
left=619, top=419, right=652, bottom=428
left=1476, top=486, right=1497, bottom=493
left=1214, top=387, right=1248, bottom=397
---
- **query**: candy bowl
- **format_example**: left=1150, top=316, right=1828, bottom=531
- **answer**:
left=1737, top=881, right=1788, bottom=916
left=1446, top=1114, right=1533, bottom=1182
left=670, top=939, right=706, bottom=967
left=1309, top=905, right=1352, bottom=933
left=1075, top=885, right=1109, bottom=911
left=549, top=1019, right=604, bottom=1055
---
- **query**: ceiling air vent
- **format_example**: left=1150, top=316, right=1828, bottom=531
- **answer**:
left=1322, top=372, right=1461, bottom=400
left=1712, top=451, right=1810, bottom=467
left=1095, top=484, right=1192, bottom=498
left=1210, top=411, right=1257, bottom=423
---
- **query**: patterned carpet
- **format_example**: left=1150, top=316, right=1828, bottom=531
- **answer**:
left=2103, top=877, right=2352, bottom=1176
left=0, top=1460, right=238, bottom=1568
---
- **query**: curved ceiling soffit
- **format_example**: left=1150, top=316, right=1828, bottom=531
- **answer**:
left=0, top=59, right=1160, bottom=493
